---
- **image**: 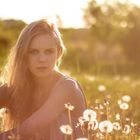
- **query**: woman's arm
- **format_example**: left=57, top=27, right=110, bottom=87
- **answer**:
left=0, top=79, right=86, bottom=139
left=0, top=84, right=11, bottom=108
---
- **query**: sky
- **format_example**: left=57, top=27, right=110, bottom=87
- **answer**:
left=0, top=0, right=140, bottom=28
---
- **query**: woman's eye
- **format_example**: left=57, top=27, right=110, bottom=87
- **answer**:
left=45, top=50, right=54, bottom=54
left=29, top=50, right=38, bottom=55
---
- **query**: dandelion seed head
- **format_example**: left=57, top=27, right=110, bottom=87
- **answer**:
left=60, top=125, right=73, bottom=135
left=99, top=104, right=104, bottom=109
left=126, top=118, right=130, bottom=122
left=123, top=124, right=131, bottom=134
left=120, top=102, right=129, bottom=110
left=113, top=122, right=121, bottom=131
left=78, top=116, right=86, bottom=126
left=96, top=132, right=104, bottom=139
left=65, top=103, right=74, bottom=111
left=76, top=123, right=80, bottom=128
left=122, top=95, right=131, bottom=102
left=117, top=100, right=122, bottom=105
left=104, top=99, right=110, bottom=106
left=131, top=122, right=137, bottom=127
left=95, top=99, right=100, bottom=104
left=83, top=109, right=97, bottom=121
left=115, top=113, right=120, bottom=120
left=100, top=111, right=104, bottom=115
left=98, top=85, right=106, bottom=92
left=94, top=106, right=99, bottom=110
left=99, top=120, right=113, bottom=133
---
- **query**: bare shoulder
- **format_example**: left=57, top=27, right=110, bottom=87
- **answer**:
left=51, top=74, right=87, bottom=116
left=56, top=75, right=87, bottom=115
left=54, top=75, right=86, bottom=105
left=56, top=76, right=81, bottom=94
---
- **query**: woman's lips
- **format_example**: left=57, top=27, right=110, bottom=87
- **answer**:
left=36, top=66, right=47, bottom=70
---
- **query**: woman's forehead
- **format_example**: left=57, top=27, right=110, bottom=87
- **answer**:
left=30, top=34, right=56, bottom=49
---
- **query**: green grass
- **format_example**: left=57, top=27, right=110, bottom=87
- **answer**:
left=64, top=71, right=140, bottom=133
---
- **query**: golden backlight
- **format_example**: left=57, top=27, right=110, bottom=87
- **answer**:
left=0, top=0, right=139, bottom=28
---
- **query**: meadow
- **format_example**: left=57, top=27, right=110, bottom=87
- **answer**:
left=0, top=17, right=140, bottom=139
left=59, top=70, right=140, bottom=139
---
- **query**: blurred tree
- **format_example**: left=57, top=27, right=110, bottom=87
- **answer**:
left=2, top=19, right=26, bottom=42
left=0, top=19, right=26, bottom=67
left=83, top=0, right=140, bottom=66
left=120, top=6, right=140, bottom=64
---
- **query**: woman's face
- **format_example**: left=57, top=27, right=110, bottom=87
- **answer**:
left=28, top=34, right=59, bottom=78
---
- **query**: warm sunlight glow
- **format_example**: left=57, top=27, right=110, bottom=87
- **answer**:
left=0, top=0, right=140, bottom=28
left=97, top=0, right=140, bottom=5
left=0, top=0, right=87, bottom=28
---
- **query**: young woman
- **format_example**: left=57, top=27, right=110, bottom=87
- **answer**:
left=0, top=19, right=87, bottom=140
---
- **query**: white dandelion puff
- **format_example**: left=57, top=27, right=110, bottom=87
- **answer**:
left=117, top=100, right=122, bottom=105
left=113, top=122, right=121, bottom=131
left=123, top=125, right=131, bottom=134
left=100, top=111, right=104, bottom=115
left=99, top=104, right=104, bottom=109
left=83, top=109, right=97, bottom=121
left=98, top=85, right=106, bottom=92
left=120, top=102, right=129, bottom=110
left=115, top=113, right=120, bottom=120
left=95, top=104, right=104, bottom=110
left=126, top=118, right=130, bottom=121
left=99, top=120, right=113, bottom=133
left=96, top=132, right=104, bottom=139
left=94, top=106, right=99, bottom=110
left=65, top=103, right=74, bottom=111
left=122, top=95, right=131, bottom=102
left=104, top=99, right=110, bottom=106
left=131, top=122, right=137, bottom=127
left=78, top=116, right=86, bottom=126
left=60, top=125, right=73, bottom=135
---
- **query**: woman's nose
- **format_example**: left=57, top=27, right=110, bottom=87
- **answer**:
left=38, top=53, right=47, bottom=62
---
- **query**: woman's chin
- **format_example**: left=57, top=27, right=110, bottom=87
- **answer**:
left=33, top=70, right=54, bottom=78
left=33, top=72, right=49, bottom=78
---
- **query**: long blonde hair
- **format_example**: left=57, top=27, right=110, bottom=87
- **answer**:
left=2, top=19, right=65, bottom=129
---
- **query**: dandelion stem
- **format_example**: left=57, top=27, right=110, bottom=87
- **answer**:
left=68, top=110, right=72, bottom=128
left=64, top=134, right=67, bottom=140
left=68, top=110, right=73, bottom=140
left=105, top=132, right=108, bottom=140
left=88, top=129, right=90, bottom=140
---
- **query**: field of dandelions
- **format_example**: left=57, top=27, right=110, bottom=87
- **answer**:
left=0, top=72, right=140, bottom=140
left=60, top=72, right=140, bottom=140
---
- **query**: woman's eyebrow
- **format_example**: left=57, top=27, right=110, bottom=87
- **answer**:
left=29, top=47, right=55, bottom=50
left=46, top=48, right=55, bottom=50
left=29, top=48, right=38, bottom=50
